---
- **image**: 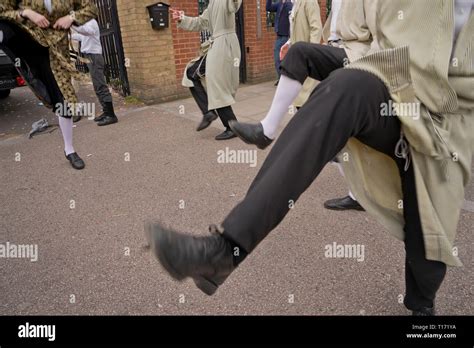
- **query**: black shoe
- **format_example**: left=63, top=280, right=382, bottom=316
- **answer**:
left=73, top=115, right=82, bottom=123
left=197, top=111, right=218, bottom=132
left=215, top=129, right=237, bottom=141
left=412, top=306, right=435, bottom=316
left=324, top=196, right=365, bottom=211
left=229, top=121, right=273, bottom=149
left=65, top=152, right=85, bottom=170
left=274, top=79, right=279, bottom=86
left=97, top=115, right=118, bottom=126
left=145, top=222, right=235, bottom=296
left=94, top=113, right=105, bottom=122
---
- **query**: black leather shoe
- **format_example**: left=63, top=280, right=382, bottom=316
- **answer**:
left=97, top=115, right=118, bottom=126
left=65, top=152, right=85, bottom=170
left=324, top=196, right=365, bottom=211
left=215, top=129, right=237, bottom=141
left=412, top=306, right=435, bottom=316
left=197, top=111, right=218, bottom=132
left=145, top=222, right=235, bottom=296
left=229, top=121, right=273, bottom=149
left=94, top=113, right=105, bottom=122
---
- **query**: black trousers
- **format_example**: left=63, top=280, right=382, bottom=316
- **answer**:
left=222, top=42, right=446, bottom=311
left=0, top=21, right=66, bottom=116
left=186, top=57, right=237, bottom=129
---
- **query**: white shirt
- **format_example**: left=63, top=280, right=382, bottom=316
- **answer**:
left=329, top=0, right=343, bottom=41
left=71, top=20, right=103, bottom=55
left=454, top=0, right=473, bottom=43
left=44, top=0, right=52, bottom=14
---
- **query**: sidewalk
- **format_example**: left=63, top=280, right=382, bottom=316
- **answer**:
left=0, top=81, right=472, bottom=316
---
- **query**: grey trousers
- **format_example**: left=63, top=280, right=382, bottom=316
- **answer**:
left=85, top=53, right=112, bottom=108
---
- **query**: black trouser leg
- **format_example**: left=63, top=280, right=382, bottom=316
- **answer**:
left=186, top=57, right=210, bottom=115
left=215, top=106, right=237, bottom=129
left=221, top=69, right=446, bottom=311
left=401, top=164, right=447, bottom=311
left=222, top=69, right=398, bottom=251
left=281, top=42, right=347, bottom=84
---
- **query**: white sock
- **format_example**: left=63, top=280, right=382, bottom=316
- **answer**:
left=261, top=74, right=303, bottom=139
left=59, top=116, right=75, bottom=155
left=336, top=163, right=357, bottom=202
left=348, top=190, right=357, bottom=201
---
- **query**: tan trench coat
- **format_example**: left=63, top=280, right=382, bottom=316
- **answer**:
left=322, top=0, right=376, bottom=62
left=341, top=0, right=474, bottom=267
left=0, top=0, right=98, bottom=107
left=288, top=0, right=322, bottom=107
left=179, top=0, right=242, bottom=111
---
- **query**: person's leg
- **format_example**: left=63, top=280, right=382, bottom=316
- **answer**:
left=148, top=69, right=401, bottom=296
left=274, top=35, right=288, bottom=79
left=223, top=69, right=398, bottom=252
left=231, top=43, right=348, bottom=147
left=214, top=106, right=237, bottom=140
left=34, top=40, right=85, bottom=169
left=273, top=36, right=281, bottom=78
left=186, top=57, right=210, bottom=115
left=399, top=162, right=447, bottom=314
left=87, top=54, right=118, bottom=126
left=186, top=57, right=218, bottom=131
left=324, top=163, right=365, bottom=211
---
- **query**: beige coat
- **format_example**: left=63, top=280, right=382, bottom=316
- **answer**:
left=288, top=0, right=322, bottom=107
left=322, top=0, right=376, bottom=62
left=0, top=0, right=98, bottom=107
left=341, top=0, right=474, bottom=267
left=179, top=0, right=242, bottom=111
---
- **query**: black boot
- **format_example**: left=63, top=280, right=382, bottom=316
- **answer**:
left=145, top=222, right=235, bottom=296
left=94, top=111, right=105, bottom=122
left=229, top=121, right=273, bottom=149
left=97, top=102, right=118, bottom=126
left=197, top=111, right=218, bottom=132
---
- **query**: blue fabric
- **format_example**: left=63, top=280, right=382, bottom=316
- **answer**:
left=274, top=35, right=289, bottom=77
left=266, top=0, right=292, bottom=37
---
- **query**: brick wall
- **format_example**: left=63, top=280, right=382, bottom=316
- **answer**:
left=116, top=0, right=179, bottom=102
left=243, top=0, right=328, bottom=83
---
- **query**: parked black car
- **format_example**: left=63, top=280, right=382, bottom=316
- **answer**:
left=0, top=49, right=26, bottom=99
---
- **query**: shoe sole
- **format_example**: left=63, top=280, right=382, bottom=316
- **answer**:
left=98, top=119, right=118, bottom=127
left=323, top=204, right=365, bottom=211
left=145, top=222, right=186, bottom=282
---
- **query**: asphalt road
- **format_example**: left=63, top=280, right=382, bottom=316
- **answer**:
left=0, top=83, right=472, bottom=315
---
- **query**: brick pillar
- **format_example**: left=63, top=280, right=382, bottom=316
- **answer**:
left=243, top=0, right=277, bottom=83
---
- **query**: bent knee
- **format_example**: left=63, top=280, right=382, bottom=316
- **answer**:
left=329, top=69, right=387, bottom=96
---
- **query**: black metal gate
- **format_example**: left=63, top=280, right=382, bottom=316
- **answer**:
left=198, top=0, right=247, bottom=83
left=75, top=0, right=130, bottom=96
